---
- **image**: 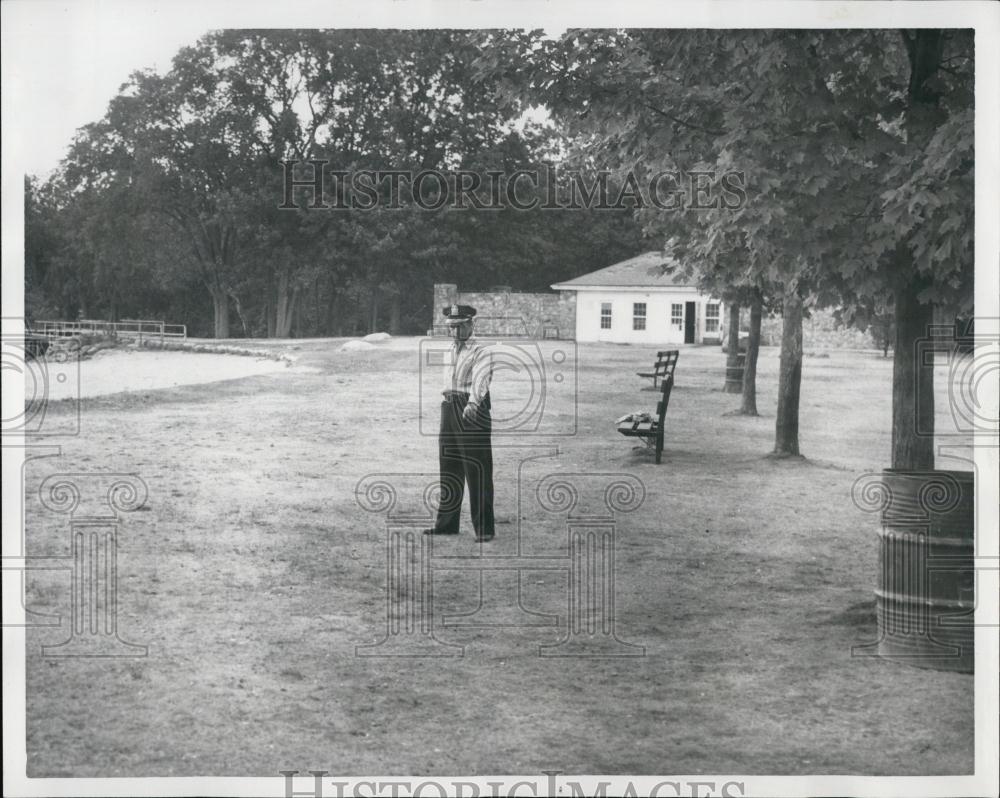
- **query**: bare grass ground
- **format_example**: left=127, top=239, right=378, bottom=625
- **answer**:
left=24, top=339, right=974, bottom=776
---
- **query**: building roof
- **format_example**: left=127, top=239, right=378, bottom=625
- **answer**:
left=550, top=251, right=696, bottom=290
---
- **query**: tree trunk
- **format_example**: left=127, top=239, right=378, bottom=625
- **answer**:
left=265, top=300, right=276, bottom=338
left=327, top=292, right=340, bottom=336
left=230, top=291, right=250, bottom=338
left=339, top=296, right=354, bottom=336
left=275, top=269, right=298, bottom=338
left=741, top=292, right=762, bottom=416
left=275, top=271, right=289, bottom=337
left=312, top=277, right=321, bottom=337
left=369, top=289, right=379, bottom=334
left=886, top=29, right=943, bottom=470
left=209, top=286, right=230, bottom=339
left=724, top=302, right=742, bottom=392
left=892, top=279, right=935, bottom=470
left=292, top=287, right=303, bottom=338
left=389, top=292, right=401, bottom=335
left=772, top=288, right=803, bottom=457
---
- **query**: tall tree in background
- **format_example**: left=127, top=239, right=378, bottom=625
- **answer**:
left=25, top=177, right=73, bottom=320
left=181, top=29, right=523, bottom=337
left=29, top=29, right=644, bottom=338
left=61, top=66, right=252, bottom=338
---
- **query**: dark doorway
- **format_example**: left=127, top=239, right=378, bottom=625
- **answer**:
left=684, top=301, right=696, bottom=344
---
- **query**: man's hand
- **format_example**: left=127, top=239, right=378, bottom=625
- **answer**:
left=462, top=402, right=479, bottom=423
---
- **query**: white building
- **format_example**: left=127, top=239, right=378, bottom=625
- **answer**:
left=551, top=252, right=723, bottom=345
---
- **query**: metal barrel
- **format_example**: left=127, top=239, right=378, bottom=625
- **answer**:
left=724, top=353, right=745, bottom=392
left=876, top=469, right=975, bottom=673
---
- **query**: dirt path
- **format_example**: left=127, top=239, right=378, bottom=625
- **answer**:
left=23, top=338, right=974, bottom=777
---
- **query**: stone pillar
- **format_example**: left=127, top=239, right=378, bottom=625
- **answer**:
left=431, top=284, right=459, bottom=336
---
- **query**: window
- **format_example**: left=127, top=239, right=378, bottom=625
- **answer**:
left=600, top=303, right=612, bottom=329
left=633, top=303, right=647, bottom=331
left=705, top=303, right=720, bottom=334
left=671, top=303, right=684, bottom=330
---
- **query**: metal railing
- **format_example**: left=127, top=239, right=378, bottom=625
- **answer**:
left=32, top=319, right=187, bottom=343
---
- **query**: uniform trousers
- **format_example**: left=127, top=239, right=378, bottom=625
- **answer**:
left=432, top=391, right=495, bottom=538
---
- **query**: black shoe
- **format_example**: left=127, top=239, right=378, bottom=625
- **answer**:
left=423, top=527, right=459, bottom=536
left=475, top=533, right=495, bottom=542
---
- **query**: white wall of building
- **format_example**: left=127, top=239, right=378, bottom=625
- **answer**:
left=573, top=288, right=723, bottom=344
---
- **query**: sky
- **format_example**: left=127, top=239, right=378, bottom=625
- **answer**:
left=1, top=2, right=563, bottom=180
left=3, top=2, right=214, bottom=178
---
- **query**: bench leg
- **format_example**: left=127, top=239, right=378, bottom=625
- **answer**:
left=655, top=433, right=664, bottom=464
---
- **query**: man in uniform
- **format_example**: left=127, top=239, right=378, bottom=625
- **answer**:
left=424, top=304, right=495, bottom=542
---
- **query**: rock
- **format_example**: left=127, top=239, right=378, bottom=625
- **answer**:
left=339, top=340, right=378, bottom=352
left=363, top=332, right=391, bottom=343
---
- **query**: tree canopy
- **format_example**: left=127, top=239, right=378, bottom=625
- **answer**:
left=475, top=28, right=973, bottom=464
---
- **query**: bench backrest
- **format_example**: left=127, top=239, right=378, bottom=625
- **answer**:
left=656, top=374, right=674, bottom=425
left=654, top=350, right=679, bottom=378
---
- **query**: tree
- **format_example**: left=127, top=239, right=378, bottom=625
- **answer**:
left=741, top=288, right=764, bottom=415
left=60, top=66, right=251, bottom=337
left=882, top=31, right=972, bottom=469
left=25, top=177, right=71, bottom=321
left=723, top=302, right=742, bottom=393
left=26, top=170, right=190, bottom=325
left=477, top=28, right=973, bottom=464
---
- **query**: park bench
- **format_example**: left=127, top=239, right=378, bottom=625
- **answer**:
left=637, top=349, right=679, bottom=389
left=616, top=375, right=674, bottom=464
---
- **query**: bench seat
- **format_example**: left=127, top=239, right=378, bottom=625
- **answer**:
left=616, top=375, right=673, bottom=464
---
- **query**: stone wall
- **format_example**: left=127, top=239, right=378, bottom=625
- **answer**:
left=757, top=307, right=874, bottom=350
left=432, top=283, right=577, bottom=339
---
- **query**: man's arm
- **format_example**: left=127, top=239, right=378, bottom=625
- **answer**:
left=463, top=343, right=493, bottom=419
